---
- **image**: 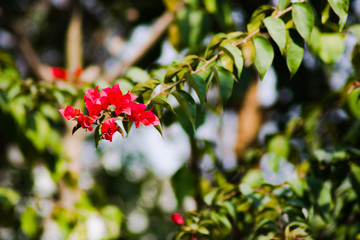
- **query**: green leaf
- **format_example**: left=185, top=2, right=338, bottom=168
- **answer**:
left=21, top=207, right=39, bottom=238
left=253, top=36, right=274, bottom=80
left=264, top=17, right=286, bottom=54
left=287, top=178, right=306, bottom=198
left=352, top=44, right=360, bottom=75
left=164, top=60, right=189, bottom=83
left=172, top=90, right=196, bottom=130
left=122, top=120, right=133, bottom=136
left=220, top=44, right=244, bottom=79
left=184, top=72, right=206, bottom=106
left=213, top=213, right=232, bottom=231
left=349, top=163, right=360, bottom=203
left=286, top=29, right=304, bottom=77
left=151, top=95, right=176, bottom=114
left=247, top=5, right=273, bottom=34
left=278, top=0, right=291, bottom=11
left=292, top=2, right=314, bottom=42
left=72, top=123, right=81, bottom=135
left=205, top=33, right=227, bottom=59
left=94, top=125, right=102, bottom=149
left=328, top=0, right=349, bottom=31
left=211, top=66, right=234, bottom=107
left=171, top=165, right=197, bottom=204
left=321, top=3, right=331, bottom=24
left=125, top=67, right=150, bottom=83
left=306, top=177, right=332, bottom=222
left=154, top=124, right=164, bottom=139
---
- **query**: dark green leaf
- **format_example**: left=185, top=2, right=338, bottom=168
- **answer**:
left=286, top=29, right=304, bottom=77
left=122, top=120, right=133, bottom=136
left=264, top=17, right=286, bottom=54
left=172, top=90, right=196, bottom=130
left=328, top=0, right=349, bottom=31
left=211, top=66, right=234, bottom=107
left=350, top=163, right=360, bottom=203
left=164, top=60, right=189, bottom=83
left=292, top=2, right=314, bottom=42
left=151, top=95, right=176, bottom=114
left=306, top=177, right=332, bottom=222
left=220, top=44, right=244, bottom=79
left=253, top=36, right=274, bottom=80
left=72, top=123, right=81, bottom=135
left=184, top=72, right=206, bottom=106
left=352, top=44, right=360, bottom=75
left=154, top=124, right=164, bottom=139
left=94, top=125, right=102, bottom=149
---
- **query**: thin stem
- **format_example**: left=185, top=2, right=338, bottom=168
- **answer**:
left=145, top=78, right=186, bottom=106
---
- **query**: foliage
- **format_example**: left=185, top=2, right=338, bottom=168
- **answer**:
left=1, top=0, right=360, bottom=239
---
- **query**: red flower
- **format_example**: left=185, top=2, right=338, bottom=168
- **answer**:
left=102, top=84, right=138, bottom=116
left=128, top=103, right=160, bottom=128
left=191, top=237, right=197, bottom=240
left=77, top=114, right=97, bottom=131
left=51, top=67, right=68, bottom=81
left=101, top=118, right=118, bottom=142
left=84, top=86, right=108, bottom=117
left=59, top=105, right=81, bottom=120
left=74, top=67, right=82, bottom=81
left=171, top=213, right=184, bottom=225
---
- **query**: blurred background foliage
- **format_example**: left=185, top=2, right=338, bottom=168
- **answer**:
left=1, top=0, right=360, bottom=239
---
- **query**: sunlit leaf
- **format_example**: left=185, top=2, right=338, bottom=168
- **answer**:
left=292, top=2, right=314, bottom=42
left=286, top=29, right=304, bottom=77
left=328, top=0, right=349, bottom=31
left=247, top=5, right=273, bottom=34
left=220, top=44, right=244, bottom=79
left=253, top=36, right=274, bottom=80
left=264, top=17, right=286, bottom=54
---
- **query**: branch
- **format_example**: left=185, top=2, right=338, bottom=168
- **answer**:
left=66, top=0, right=83, bottom=75
left=103, top=10, right=175, bottom=82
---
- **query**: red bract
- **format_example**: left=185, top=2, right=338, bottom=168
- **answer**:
left=128, top=103, right=160, bottom=128
left=171, top=213, right=184, bottom=225
left=191, top=237, right=197, bottom=240
left=101, top=118, right=118, bottom=142
left=77, top=114, right=97, bottom=131
left=102, top=84, right=138, bottom=115
left=59, top=105, right=81, bottom=120
left=51, top=67, right=67, bottom=81
left=84, top=86, right=107, bottom=117
left=74, top=67, right=82, bottom=81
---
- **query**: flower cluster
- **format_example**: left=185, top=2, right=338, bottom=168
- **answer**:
left=51, top=66, right=82, bottom=81
left=59, top=84, right=160, bottom=142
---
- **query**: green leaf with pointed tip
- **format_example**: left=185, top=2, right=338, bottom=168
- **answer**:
left=94, top=125, right=102, bottom=149
left=306, top=177, right=332, bottom=222
left=122, top=120, right=133, bottom=136
left=211, top=66, right=234, bottom=107
left=253, top=36, right=274, bottom=80
left=286, top=29, right=304, bottom=77
left=278, top=0, right=291, bottom=11
left=292, top=3, right=314, bottom=42
left=264, top=17, right=286, bottom=54
left=72, top=123, right=81, bottom=135
left=321, top=3, right=331, bottom=24
left=154, top=124, right=164, bottom=139
left=184, top=72, right=206, bottom=106
left=172, top=90, right=196, bottom=130
left=151, top=95, right=176, bottom=114
left=164, top=60, right=190, bottom=83
left=220, top=44, right=244, bottom=79
left=328, top=0, right=349, bottom=31
left=205, top=33, right=227, bottom=59
left=247, top=5, right=273, bottom=34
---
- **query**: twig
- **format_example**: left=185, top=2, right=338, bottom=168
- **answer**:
left=145, top=77, right=186, bottom=106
